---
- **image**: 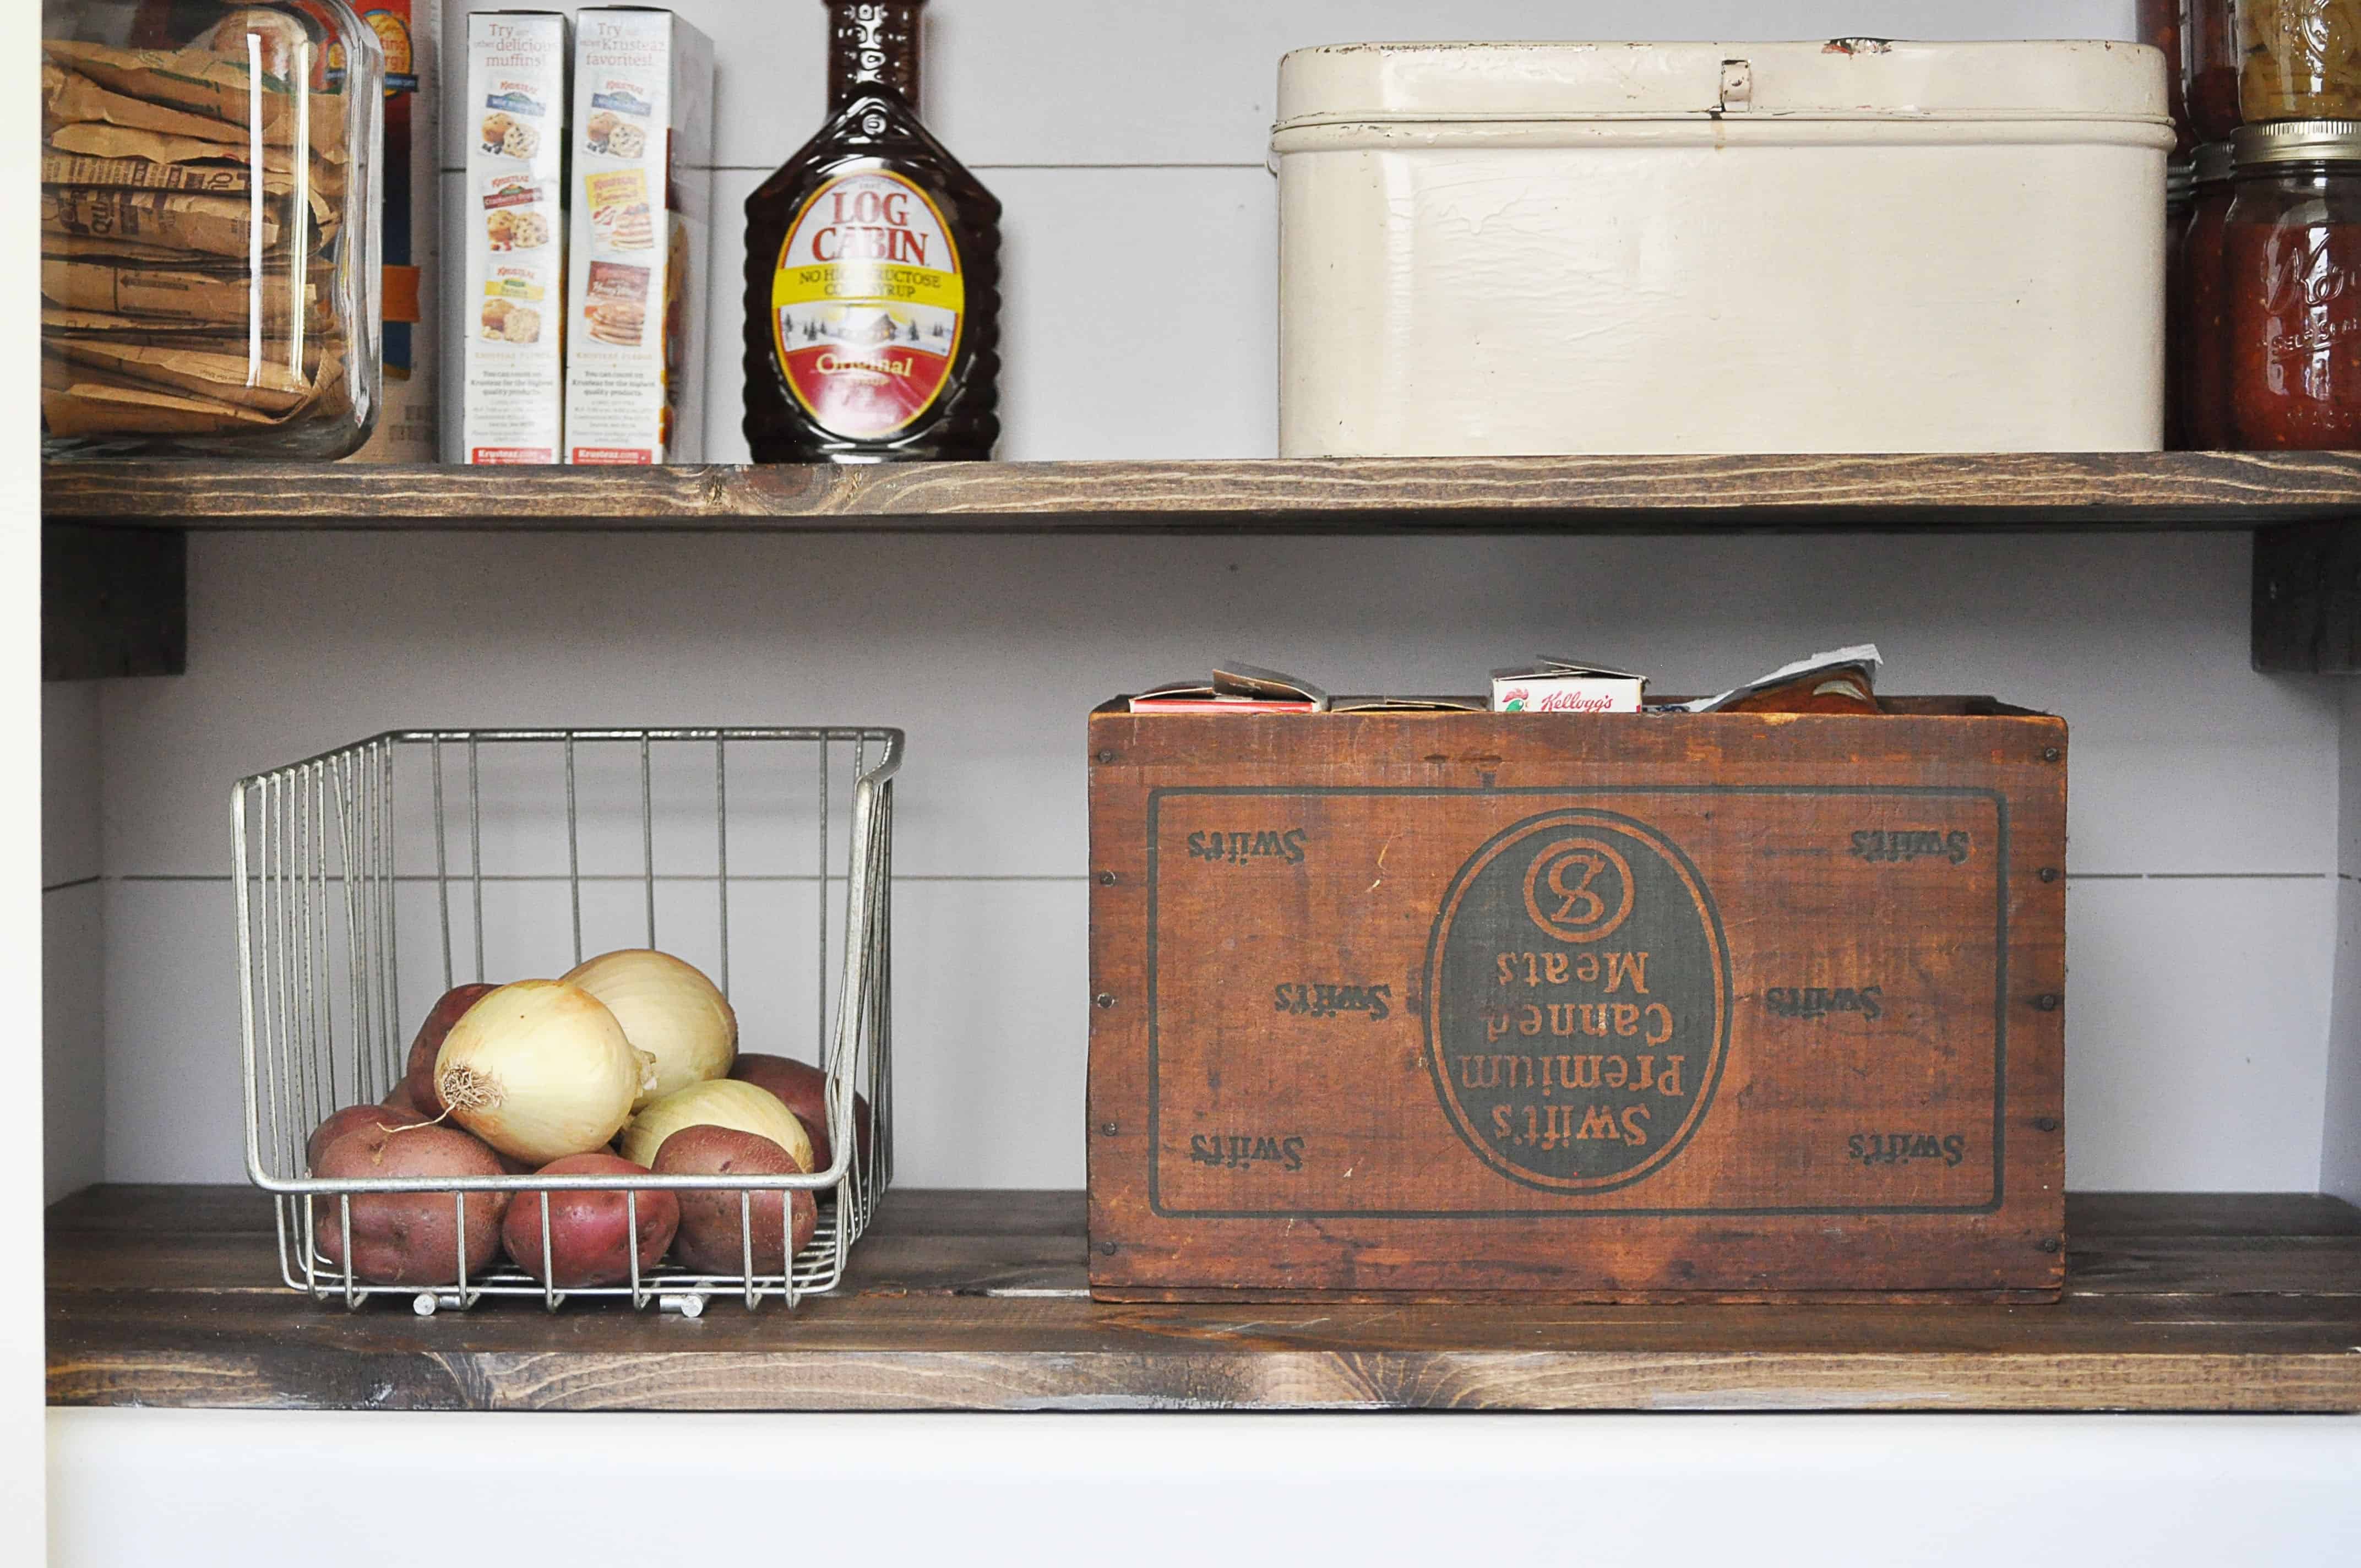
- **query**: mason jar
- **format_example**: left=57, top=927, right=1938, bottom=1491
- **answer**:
left=41, top=0, right=382, bottom=458
left=2189, top=0, right=2244, bottom=141
left=2222, top=119, right=2361, bottom=449
left=2178, top=140, right=2237, bottom=448
left=2237, top=0, right=2361, bottom=121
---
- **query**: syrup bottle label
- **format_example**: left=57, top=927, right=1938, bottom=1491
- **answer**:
left=770, top=168, right=964, bottom=438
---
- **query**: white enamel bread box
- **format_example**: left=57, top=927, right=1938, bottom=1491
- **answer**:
left=1272, top=41, right=2173, bottom=456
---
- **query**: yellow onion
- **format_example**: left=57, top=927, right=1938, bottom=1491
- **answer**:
left=434, top=980, right=655, bottom=1164
left=620, top=1079, right=813, bottom=1171
left=562, top=949, right=738, bottom=1109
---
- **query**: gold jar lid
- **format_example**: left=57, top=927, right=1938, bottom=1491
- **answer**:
left=2232, top=119, right=2361, bottom=168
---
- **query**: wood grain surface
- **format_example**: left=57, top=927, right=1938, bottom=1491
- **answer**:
left=1087, top=704, right=2067, bottom=1300
left=2253, top=521, right=2361, bottom=673
left=45, top=1185, right=2361, bottom=1413
left=40, top=453, right=2361, bottom=532
left=41, top=524, right=184, bottom=679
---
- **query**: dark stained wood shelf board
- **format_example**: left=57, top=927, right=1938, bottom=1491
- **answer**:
left=41, top=454, right=2361, bottom=533
left=46, top=1186, right=2361, bottom=1414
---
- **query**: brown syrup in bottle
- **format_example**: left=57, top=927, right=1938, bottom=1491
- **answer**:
left=743, top=1, right=1001, bottom=461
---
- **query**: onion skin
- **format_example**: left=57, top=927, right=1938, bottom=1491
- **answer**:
left=434, top=979, right=652, bottom=1166
left=655, top=1126, right=815, bottom=1275
left=307, top=1103, right=428, bottom=1171
left=562, top=949, right=737, bottom=1108
left=728, top=1054, right=872, bottom=1181
left=618, top=1078, right=813, bottom=1171
left=402, top=982, right=497, bottom=1116
left=312, top=1123, right=509, bottom=1286
left=501, top=1152, right=678, bottom=1288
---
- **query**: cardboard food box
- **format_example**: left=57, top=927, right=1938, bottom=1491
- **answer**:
left=1086, top=700, right=2068, bottom=1302
left=1490, top=658, right=1646, bottom=714
left=458, top=11, right=567, bottom=465
left=563, top=8, right=712, bottom=464
left=345, top=1, right=438, bottom=461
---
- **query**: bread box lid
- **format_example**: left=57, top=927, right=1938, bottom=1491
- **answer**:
left=1274, top=39, right=2169, bottom=128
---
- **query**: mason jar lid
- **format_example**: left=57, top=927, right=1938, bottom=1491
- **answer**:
left=2193, top=139, right=2235, bottom=185
left=2168, top=160, right=2195, bottom=204
left=2232, top=119, right=2361, bottom=167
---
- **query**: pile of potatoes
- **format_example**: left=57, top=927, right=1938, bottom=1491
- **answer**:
left=304, top=948, right=872, bottom=1291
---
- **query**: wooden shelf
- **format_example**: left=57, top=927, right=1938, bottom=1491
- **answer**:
left=47, top=1185, right=2361, bottom=1414
left=39, top=452, right=2361, bottom=533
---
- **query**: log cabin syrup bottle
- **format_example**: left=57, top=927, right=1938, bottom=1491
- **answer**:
left=743, top=0, right=1002, bottom=461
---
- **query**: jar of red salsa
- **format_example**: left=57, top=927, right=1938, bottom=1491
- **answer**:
left=2190, top=1, right=2244, bottom=141
left=2168, top=159, right=2197, bottom=445
left=2223, top=120, right=2361, bottom=449
left=2178, top=140, right=2237, bottom=447
left=2141, top=0, right=2196, bottom=157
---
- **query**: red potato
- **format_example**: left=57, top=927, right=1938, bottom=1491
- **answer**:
left=727, top=1054, right=872, bottom=1180
left=306, top=1103, right=428, bottom=1170
left=380, top=1080, right=424, bottom=1114
left=502, top=1153, right=678, bottom=1288
left=402, top=982, right=498, bottom=1116
left=311, top=1123, right=509, bottom=1286
left=653, top=1125, right=817, bottom=1275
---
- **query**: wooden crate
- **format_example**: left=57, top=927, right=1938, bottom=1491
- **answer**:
left=1086, top=699, right=2068, bottom=1303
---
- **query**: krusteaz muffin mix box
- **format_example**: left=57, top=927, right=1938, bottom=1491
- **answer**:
left=457, top=11, right=567, bottom=464
left=564, top=8, right=714, bottom=464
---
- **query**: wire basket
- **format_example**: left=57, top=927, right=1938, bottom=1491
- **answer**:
left=235, top=727, right=899, bottom=1314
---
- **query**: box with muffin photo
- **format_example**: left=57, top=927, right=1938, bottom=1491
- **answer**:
left=457, top=11, right=567, bottom=464
left=564, top=8, right=712, bottom=464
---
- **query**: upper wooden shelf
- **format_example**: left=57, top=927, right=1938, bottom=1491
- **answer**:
left=40, top=451, right=2361, bottom=533
left=46, top=1185, right=2361, bottom=1414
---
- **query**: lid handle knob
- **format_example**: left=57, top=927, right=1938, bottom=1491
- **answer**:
left=1718, top=58, right=1754, bottom=113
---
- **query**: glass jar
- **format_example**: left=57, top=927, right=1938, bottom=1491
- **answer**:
left=41, top=1, right=382, bottom=459
left=2178, top=140, right=2237, bottom=448
left=2222, top=121, right=2361, bottom=449
left=2190, top=1, right=2244, bottom=141
left=2239, top=0, right=2361, bottom=120
left=2167, top=159, right=2196, bottom=445
left=2141, top=0, right=2196, bottom=158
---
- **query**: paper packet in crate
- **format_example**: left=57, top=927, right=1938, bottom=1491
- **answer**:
left=1490, top=658, right=1646, bottom=714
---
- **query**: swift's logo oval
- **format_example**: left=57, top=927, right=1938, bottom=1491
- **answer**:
left=1522, top=837, right=1635, bottom=943
left=1426, top=810, right=1731, bottom=1193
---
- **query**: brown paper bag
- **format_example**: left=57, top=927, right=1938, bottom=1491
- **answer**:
left=49, top=121, right=295, bottom=175
left=41, top=232, right=195, bottom=264
left=48, top=337, right=317, bottom=415
left=42, top=312, right=334, bottom=376
left=43, top=258, right=314, bottom=325
left=43, top=188, right=276, bottom=259
left=42, top=40, right=292, bottom=139
left=43, top=63, right=263, bottom=151
left=43, top=377, right=284, bottom=436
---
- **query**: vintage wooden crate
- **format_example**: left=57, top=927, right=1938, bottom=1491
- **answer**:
left=1086, top=699, right=2068, bottom=1303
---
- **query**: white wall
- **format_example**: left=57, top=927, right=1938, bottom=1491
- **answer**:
left=2327, top=678, right=2361, bottom=1204
left=63, top=0, right=2361, bottom=1199
left=42, top=683, right=102, bottom=1203
left=96, top=529, right=2340, bottom=1191
left=437, top=0, right=2146, bottom=464
left=48, top=1409, right=2361, bottom=1567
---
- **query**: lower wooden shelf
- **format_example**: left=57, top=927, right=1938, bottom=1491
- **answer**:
left=45, top=1185, right=2361, bottom=1414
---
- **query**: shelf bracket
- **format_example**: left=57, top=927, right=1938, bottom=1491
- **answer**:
left=2254, top=521, right=2361, bottom=675
left=42, top=523, right=186, bottom=682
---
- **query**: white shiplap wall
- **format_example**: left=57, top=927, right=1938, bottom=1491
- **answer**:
left=42, top=682, right=103, bottom=1203
left=55, top=0, right=2360, bottom=1195
left=2329, top=683, right=2361, bottom=1204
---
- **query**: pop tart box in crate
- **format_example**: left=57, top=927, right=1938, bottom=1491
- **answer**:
left=235, top=727, right=898, bottom=1314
